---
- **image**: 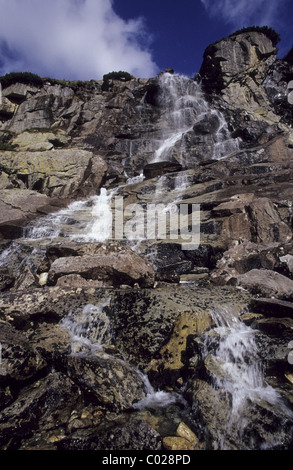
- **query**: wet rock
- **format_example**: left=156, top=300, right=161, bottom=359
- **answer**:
left=0, top=322, right=46, bottom=384
left=147, top=311, right=214, bottom=386
left=63, top=354, right=146, bottom=412
left=192, top=113, right=221, bottom=135
left=27, top=323, right=71, bottom=363
left=57, top=417, right=162, bottom=451
left=186, top=378, right=293, bottom=450
left=0, top=372, right=81, bottom=450
left=143, top=161, right=183, bottom=179
left=110, top=286, right=251, bottom=370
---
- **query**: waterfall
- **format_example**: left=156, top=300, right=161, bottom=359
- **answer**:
left=60, top=300, right=112, bottom=355
left=202, top=306, right=293, bottom=449
left=151, top=72, right=239, bottom=166
left=60, top=299, right=181, bottom=410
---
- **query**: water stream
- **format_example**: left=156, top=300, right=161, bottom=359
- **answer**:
left=200, top=306, right=293, bottom=449
left=1, top=72, right=292, bottom=449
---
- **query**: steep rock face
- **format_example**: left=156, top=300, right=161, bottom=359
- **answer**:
left=200, top=30, right=293, bottom=131
left=0, top=29, right=293, bottom=450
left=200, top=31, right=277, bottom=92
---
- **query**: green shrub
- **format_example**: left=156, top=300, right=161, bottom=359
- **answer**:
left=102, top=71, right=133, bottom=91
left=0, top=72, right=44, bottom=89
left=229, top=26, right=281, bottom=47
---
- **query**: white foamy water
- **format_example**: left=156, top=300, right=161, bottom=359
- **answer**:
left=203, top=306, right=293, bottom=449
left=152, top=72, right=239, bottom=165
left=60, top=300, right=181, bottom=410
left=60, top=300, right=112, bottom=355
left=133, top=370, right=185, bottom=411
left=208, top=307, right=287, bottom=416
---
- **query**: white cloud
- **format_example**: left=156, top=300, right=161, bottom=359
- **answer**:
left=200, top=0, right=286, bottom=29
left=0, top=0, right=159, bottom=80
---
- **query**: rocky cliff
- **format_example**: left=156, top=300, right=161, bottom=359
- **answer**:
left=0, top=28, right=292, bottom=451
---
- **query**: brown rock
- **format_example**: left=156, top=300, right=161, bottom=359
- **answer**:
left=47, top=244, right=155, bottom=288
left=233, top=269, right=293, bottom=300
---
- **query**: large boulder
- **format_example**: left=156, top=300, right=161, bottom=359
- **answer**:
left=232, top=269, right=293, bottom=300
left=0, top=149, right=107, bottom=198
left=63, top=354, right=146, bottom=413
left=46, top=242, right=155, bottom=288
left=0, top=189, right=63, bottom=239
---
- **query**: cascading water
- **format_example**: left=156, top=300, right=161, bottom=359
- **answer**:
left=151, top=72, right=239, bottom=166
left=201, top=306, right=293, bottom=449
left=1, top=72, right=291, bottom=449
left=60, top=299, right=182, bottom=411
left=5, top=72, right=239, bottom=254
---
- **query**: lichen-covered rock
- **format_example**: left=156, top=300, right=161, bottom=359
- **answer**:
left=0, top=149, right=107, bottom=198
left=63, top=354, right=146, bottom=412
left=0, top=322, right=46, bottom=383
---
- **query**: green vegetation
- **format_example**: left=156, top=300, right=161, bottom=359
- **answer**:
left=0, top=71, right=92, bottom=92
left=102, top=71, right=133, bottom=91
left=229, top=26, right=281, bottom=47
left=0, top=72, right=44, bottom=89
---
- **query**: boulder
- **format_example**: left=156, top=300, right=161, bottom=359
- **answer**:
left=63, top=354, right=146, bottom=412
left=0, top=322, right=46, bottom=383
left=0, top=149, right=107, bottom=198
left=0, top=189, right=63, bottom=239
left=232, top=269, right=293, bottom=300
left=47, top=242, right=155, bottom=288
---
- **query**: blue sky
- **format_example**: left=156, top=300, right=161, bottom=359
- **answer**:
left=0, top=0, right=292, bottom=81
